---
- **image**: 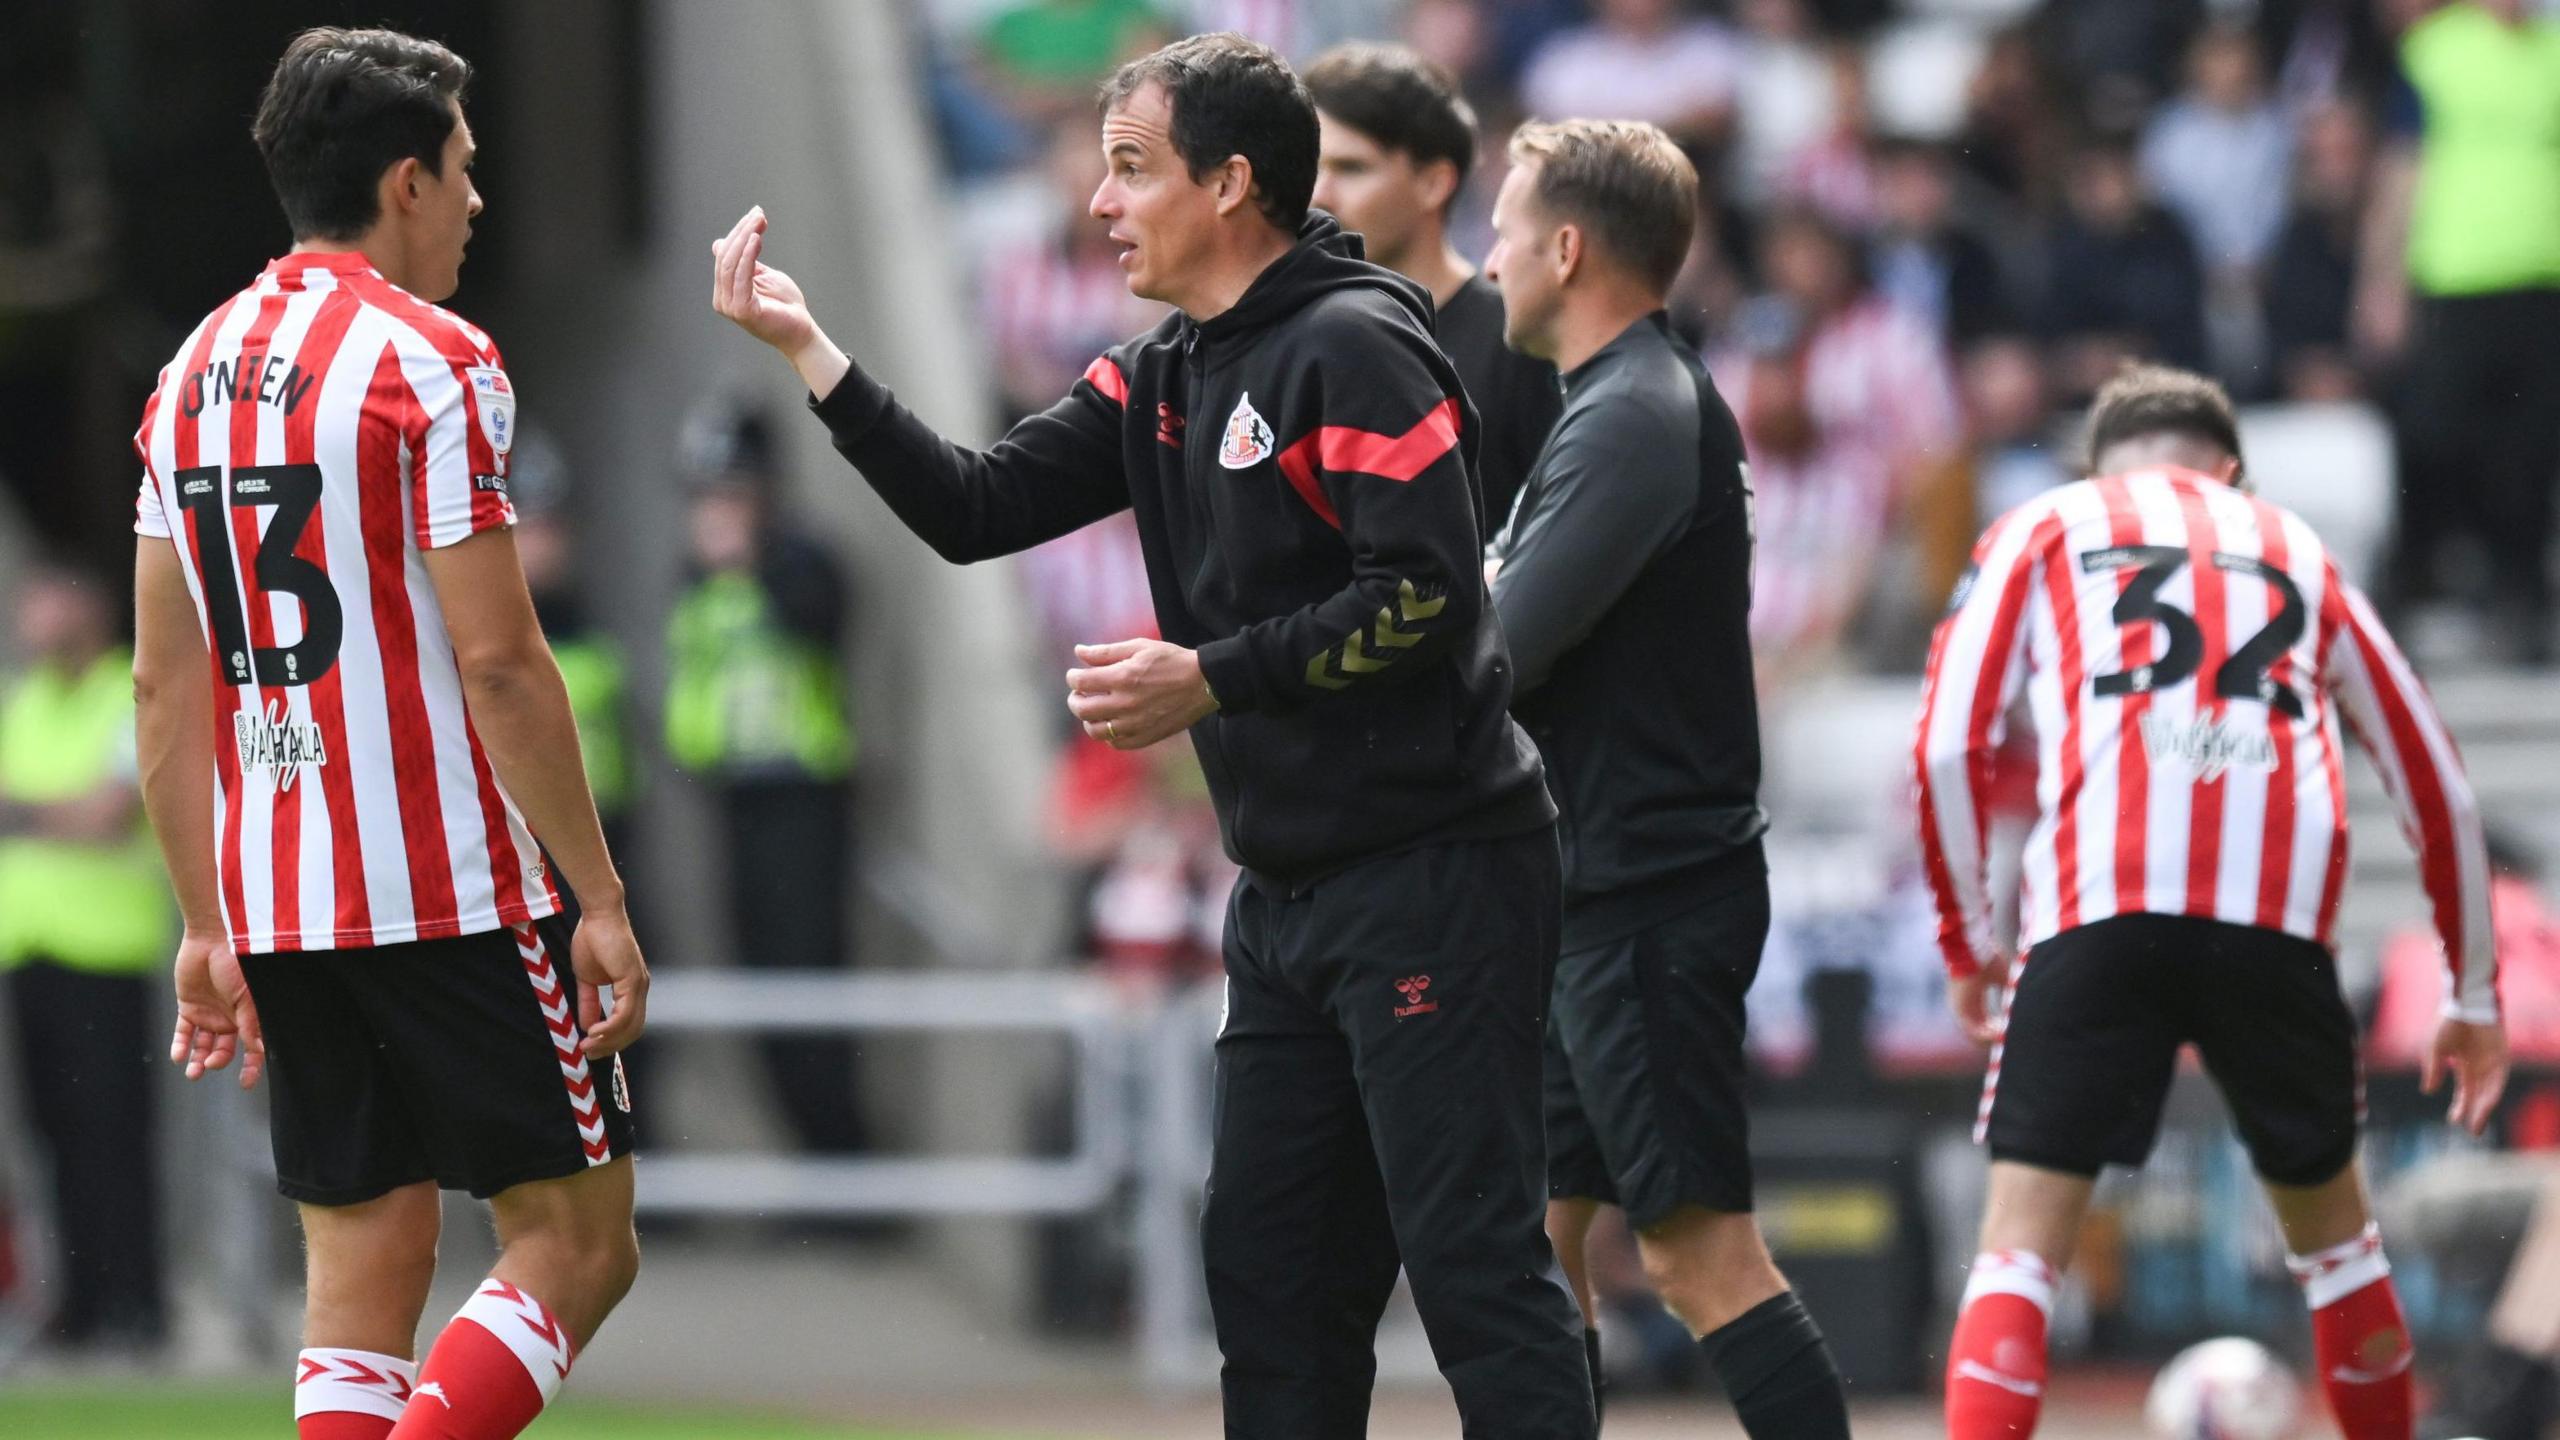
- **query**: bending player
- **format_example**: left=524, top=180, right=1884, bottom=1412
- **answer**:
left=1915, top=365, right=2507, bottom=1440
left=133, top=28, right=645, bottom=1440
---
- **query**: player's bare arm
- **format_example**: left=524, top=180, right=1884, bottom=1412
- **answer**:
left=135, top=540, right=264, bottom=1088
left=423, top=527, right=649, bottom=1056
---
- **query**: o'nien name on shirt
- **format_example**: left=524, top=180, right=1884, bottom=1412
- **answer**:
left=182, top=352, right=320, bottom=419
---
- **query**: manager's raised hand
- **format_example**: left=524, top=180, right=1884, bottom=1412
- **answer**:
left=711, top=206, right=850, bottom=398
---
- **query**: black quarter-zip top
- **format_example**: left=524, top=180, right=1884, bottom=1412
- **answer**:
left=810, top=213, right=1553, bottom=890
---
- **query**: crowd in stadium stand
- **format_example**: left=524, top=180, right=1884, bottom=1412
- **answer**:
left=924, top=0, right=2560, bottom=975
left=935, top=0, right=2558, bottom=665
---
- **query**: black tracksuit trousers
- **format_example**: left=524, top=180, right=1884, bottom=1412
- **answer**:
left=1203, top=826, right=1594, bottom=1440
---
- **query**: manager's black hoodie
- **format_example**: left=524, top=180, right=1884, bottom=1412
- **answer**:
left=809, top=213, right=1552, bottom=890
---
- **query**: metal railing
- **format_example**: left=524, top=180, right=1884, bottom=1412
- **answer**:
left=634, top=971, right=1137, bottom=1220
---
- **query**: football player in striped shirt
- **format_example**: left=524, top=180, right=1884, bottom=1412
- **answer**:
left=131, top=28, right=645, bottom=1440
left=1914, top=365, right=2509, bottom=1439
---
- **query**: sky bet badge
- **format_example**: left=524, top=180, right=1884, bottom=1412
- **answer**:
left=1218, top=392, right=1274, bottom=470
left=466, top=366, right=516, bottom=458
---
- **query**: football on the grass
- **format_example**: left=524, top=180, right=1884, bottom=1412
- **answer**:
left=2144, top=1337, right=2303, bottom=1440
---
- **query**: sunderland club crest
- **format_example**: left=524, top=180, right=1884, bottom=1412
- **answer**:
left=1218, top=392, right=1274, bottom=470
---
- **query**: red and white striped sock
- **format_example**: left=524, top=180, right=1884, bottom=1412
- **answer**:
left=296, top=1348, right=416, bottom=1439
left=2289, top=1223, right=2413, bottom=1440
left=1945, top=1250, right=2056, bottom=1439
left=387, top=1279, right=575, bottom=1440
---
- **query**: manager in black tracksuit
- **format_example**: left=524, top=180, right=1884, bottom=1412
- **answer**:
left=1484, top=121, right=1853, bottom=1438
left=712, top=35, right=1592, bottom=1440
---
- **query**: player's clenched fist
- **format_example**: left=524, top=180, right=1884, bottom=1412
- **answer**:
left=1066, top=638, right=1221, bottom=750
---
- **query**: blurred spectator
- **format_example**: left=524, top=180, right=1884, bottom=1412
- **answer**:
left=2264, top=97, right=2377, bottom=402
left=1718, top=300, right=1896, bottom=687
left=1959, top=334, right=2072, bottom=525
left=1018, top=512, right=1159, bottom=689
left=2034, top=0, right=2207, bottom=121
left=2372, top=832, right=2560, bottom=1069
left=2039, top=133, right=2210, bottom=397
left=2371, top=0, right=2560, bottom=661
left=664, top=407, right=868, bottom=1155
left=924, top=34, right=1038, bottom=180
left=1752, top=207, right=1961, bottom=490
left=1465, top=0, right=1593, bottom=96
left=2255, top=0, right=2399, bottom=111
left=975, top=0, right=1175, bottom=128
left=508, top=430, right=637, bottom=875
left=1771, top=43, right=1878, bottom=228
left=0, top=44, right=116, bottom=565
left=1729, top=0, right=1842, bottom=205
left=1519, top=0, right=1743, bottom=148
left=2140, top=25, right=2293, bottom=278
left=1178, top=0, right=1375, bottom=59
left=1869, top=138, right=2012, bottom=350
left=1953, top=24, right=2070, bottom=215
left=977, top=124, right=1170, bottom=423
left=1402, top=0, right=1500, bottom=96
left=1047, top=740, right=1231, bottom=983
left=0, top=566, right=167, bottom=1353
left=1728, top=210, right=1960, bottom=672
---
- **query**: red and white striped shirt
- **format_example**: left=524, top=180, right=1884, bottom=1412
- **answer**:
left=1914, top=466, right=2496, bottom=1022
left=133, top=251, right=561, bottom=955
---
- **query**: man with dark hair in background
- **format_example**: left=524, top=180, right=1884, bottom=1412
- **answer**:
left=1306, top=41, right=1561, bottom=531
left=133, top=27, right=646, bottom=1440
left=1485, top=118, right=1853, bottom=1439
left=713, top=32, right=1593, bottom=1439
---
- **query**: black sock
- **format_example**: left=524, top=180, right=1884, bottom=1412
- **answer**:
left=1698, top=1291, right=1850, bottom=1440
left=1584, top=1326, right=1604, bottom=1428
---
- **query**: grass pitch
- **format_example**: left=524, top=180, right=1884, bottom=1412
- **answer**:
left=0, top=1383, right=1006, bottom=1439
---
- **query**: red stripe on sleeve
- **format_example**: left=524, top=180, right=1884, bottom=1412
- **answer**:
left=1081, top=356, right=1129, bottom=406
left=1268, top=397, right=1463, bottom=531
left=1308, top=397, right=1461, bottom=481
left=358, top=345, right=462, bottom=934
left=1912, top=620, right=1969, bottom=973
left=1913, top=509, right=2057, bottom=977
left=2344, top=596, right=2468, bottom=989
left=342, top=278, right=506, bottom=545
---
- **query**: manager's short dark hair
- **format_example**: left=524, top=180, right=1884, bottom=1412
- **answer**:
left=1102, top=33, right=1317, bottom=234
left=1304, top=43, right=1478, bottom=194
left=1508, top=119, right=1699, bottom=294
left=254, top=27, right=472, bottom=242
left=2083, top=364, right=2244, bottom=471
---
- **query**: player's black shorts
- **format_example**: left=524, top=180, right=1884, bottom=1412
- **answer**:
left=238, top=912, right=635, bottom=1206
left=1544, top=859, right=1768, bottom=1227
left=1982, top=911, right=2360, bottom=1187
